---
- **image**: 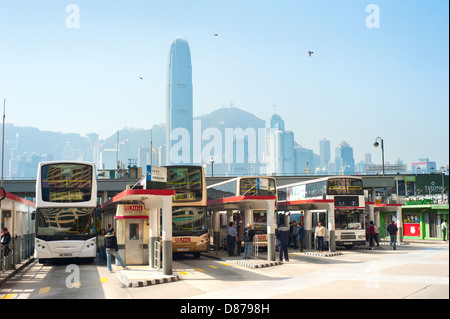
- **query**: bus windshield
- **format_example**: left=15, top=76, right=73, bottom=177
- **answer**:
left=172, top=207, right=207, bottom=236
left=41, top=163, right=93, bottom=203
left=36, top=207, right=96, bottom=240
left=328, top=178, right=363, bottom=195
left=239, top=178, right=276, bottom=196
left=167, top=167, right=203, bottom=202
left=335, top=211, right=365, bottom=230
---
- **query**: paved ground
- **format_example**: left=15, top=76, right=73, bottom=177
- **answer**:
left=0, top=241, right=448, bottom=303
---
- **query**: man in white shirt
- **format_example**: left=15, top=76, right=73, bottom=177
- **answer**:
left=442, top=219, right=448, bottom=241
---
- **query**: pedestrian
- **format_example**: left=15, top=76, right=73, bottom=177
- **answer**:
left=290, top=220, right=298, bottom=248
left=243, top=223, right=256, bottom=259
left=387, top=220, right=398, bottom=250
left=275, top=223, right=290, bottom=262
left=314, top=221, right=326, bottom=252
left=226, top=222, right=238, bottom=257
left=441, top=219, right=448, bottom=241
left=97, top=228, right=107, bottom=264
left=1, top=227, right=11, bottom=256
left=104, top=228, right=129, bottom=272
left=297, top=222, right=305, bottom=252
left=369, top=221, right=380, bottom=247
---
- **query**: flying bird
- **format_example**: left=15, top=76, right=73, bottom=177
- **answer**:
left=308, top=51, right=314, bottom=57
left=139, top=77, right=143, bottom=80
left=214, top=33, right=219, bottom=37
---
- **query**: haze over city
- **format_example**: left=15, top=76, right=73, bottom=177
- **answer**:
left=0, top=0, right=448, bottom=169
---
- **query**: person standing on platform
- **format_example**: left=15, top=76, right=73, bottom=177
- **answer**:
left=297, top=222, right=305, bottom=252
left=441, top=219, right=448, bottom=241
left=227, top=222, right=238, bottom=257
left=387, top=221, right=398, bottom=250
left=275, top=223, right=290, bottom=262
left=314, top=221, right=326, bottom=253
left=243, top=224, right=256, bottom=259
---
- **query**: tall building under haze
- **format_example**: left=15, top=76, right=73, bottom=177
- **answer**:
left=166, top=36, right=193, bottom=164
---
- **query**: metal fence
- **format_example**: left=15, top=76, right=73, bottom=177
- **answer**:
left=1, top=234, right=35, bottom=274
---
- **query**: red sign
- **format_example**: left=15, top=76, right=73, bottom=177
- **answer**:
left=403, top=223, right=421, bottom=237
left=175, top=237, right=191, bottom=243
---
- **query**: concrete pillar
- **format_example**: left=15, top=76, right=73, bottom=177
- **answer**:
left=304, top=209, right=312, bottom=249
left=148, top=207, right=159, bottom=268
left=266, top=200, right=276, bottom=261
left=327, top=203, right=336, bottom=252
left=396, top=206, right=403, bottom=243
left=244, top=209, right=253, bottom=227
left=161, top=196, right=173, bottom=275
left=212, top=211, right=220, bottom=251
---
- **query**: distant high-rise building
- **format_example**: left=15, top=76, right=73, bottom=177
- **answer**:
left=319, top=138, right=331, bottom=172
left=335, top=141, right=355, bottom=175
left=166, top=36, right=193, bottom=164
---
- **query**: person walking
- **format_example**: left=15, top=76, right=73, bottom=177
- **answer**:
left=314, top=221, right=326, bottom=252
left=290, top=220, right=298, bottom=248
left=97, top=228, right=107, bottom=264
left=243, top=224, right=256, bottom=259
left=369, top=221, right=380, bottom=247
left=1, top=227, right=11, bottom=257
left=387, top=220, right=398, bottom=250
left=441, top=219, right=448, bottom=241
left=297, top=222, right=305, bottom=252
left=226, top=222, right=238, bottom=257
left=275, top=223, right=290, bottom=262
left=104, top=228, right=129, bottom=272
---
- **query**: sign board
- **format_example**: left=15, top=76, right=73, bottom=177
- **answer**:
left=146, top=165, right=167, bottom=190
left=415, top=175, right=449, bottom=195
left=365, top=164, right=407, bottom=173
left=257, top=178, right=269, bottom=191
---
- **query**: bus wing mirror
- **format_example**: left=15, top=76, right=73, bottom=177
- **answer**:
left=31, top=211, right=36, bottom=220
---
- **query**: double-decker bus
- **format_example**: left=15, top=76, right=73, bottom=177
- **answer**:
left=278, top=176, right=365, bottom=248
left=164, top=165, right=208, bottom=258
left=207, top=176, right=277, bottom=248
left=34, top=161, right=98, bottom=263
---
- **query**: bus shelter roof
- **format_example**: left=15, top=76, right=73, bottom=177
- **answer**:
left=277, top=199, right=334, bottom=211
left=100, top=189, right=175, bottom=210
left=207, top=195, right=277, bottom=211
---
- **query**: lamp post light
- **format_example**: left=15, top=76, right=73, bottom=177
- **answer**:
left=210, top=157, right=215, bottom=177
left=373, top=136, right=385, bottom=176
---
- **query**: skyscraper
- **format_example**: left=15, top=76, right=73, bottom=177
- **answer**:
left=166, top=36, right=193, bottom=164
left=335, top=141, right=355, bottom=175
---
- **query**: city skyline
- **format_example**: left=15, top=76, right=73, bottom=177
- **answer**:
left=0, top=1, right=448, bottom=169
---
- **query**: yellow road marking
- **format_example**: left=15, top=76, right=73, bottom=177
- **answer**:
left=39, top=287, right=51, bottom=294
left=208, top=265, right=218, bottom=269
left=99, top=277, right=108, bottom=283
left=179, top=271, right=189, bottom=275
left=194, top=268, right=205, bottom=272
left=0, top=294, right=14, bottom=299
left=220, top=263, right=231, bottom=266
left=72, top=282, right=81, bottom=288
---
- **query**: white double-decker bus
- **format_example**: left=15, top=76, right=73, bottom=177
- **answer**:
left=278, top=176, right=366, bottom=249
left=34, top=161, right=98, bottom=263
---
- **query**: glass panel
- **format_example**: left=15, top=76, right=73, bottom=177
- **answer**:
left=129, top=223, right=140, bottom=240
left=335, top=211, right=364, bottom=230
left=167, top=167, right=203, bottom=202
left=41, top=163, right=92, bottom=203
left=328, top=179, right=347, bottom=195
left=36, top=207, right=96, bottom=240
left=171, top=207, right=207, bottom=236
left=346, top=179, right=364, bottom=195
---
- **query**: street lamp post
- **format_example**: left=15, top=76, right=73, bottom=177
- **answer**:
left=373, top=136, right=385, bottom=176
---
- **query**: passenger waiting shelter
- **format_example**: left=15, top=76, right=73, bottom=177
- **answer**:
left=207, top=176, right=278, bottom=261
left=99, top=189, right=175, bottom=275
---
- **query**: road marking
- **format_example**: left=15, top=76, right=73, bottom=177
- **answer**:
left=99, top=277, right=108, bottom=283
left=220, top=263, right=231, bottom=266
left=179, top=271, right=189, bottom=275
left=39, top=287, right=51, bottom=294
left=0, top=294, right=14, bottom=299
left=72, top=282, right=82, bottom=288
left=208, top=265, right=218, bottom=269
left=194, top=268, right=205, bottom=272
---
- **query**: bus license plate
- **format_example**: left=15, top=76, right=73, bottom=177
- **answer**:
left=343, top=242, right=352, bottom=245
left=177, top=248, right=189, bottom=252
left=60, top=253, right=73, bottom=257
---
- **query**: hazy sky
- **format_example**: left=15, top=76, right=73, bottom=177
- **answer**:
left=0, top=0, right=448, bottom=168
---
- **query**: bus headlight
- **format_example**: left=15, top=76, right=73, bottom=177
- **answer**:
left=358, top=235, right=365, bottom=239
